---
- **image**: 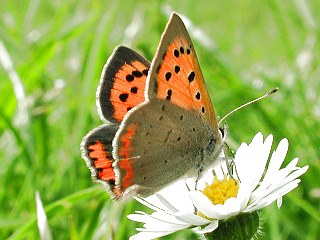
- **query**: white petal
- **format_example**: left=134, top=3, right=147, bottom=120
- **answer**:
left=128, top=211, right=187, bottom=228
left=141, top=222, right=189, bottom=232
left=128, top=212, right=151, bottom=223
left=253, top=138, right=289, bottom=199
left=189, top=191, right=224, bottom=219
left=265, top=158, right=300, bottom=190
left=260, top=138, right=289, bottom=186
left=262, top=180, right=300, bottom=207
left=196, top=221, right=219, bottom=234
left=156, top=194, right=178, bottom=212
left=175, top=212, right=211, bottom=225
left=236, top=181, right=253, bottom=211
left=234, top=133, right=273, bottom=210
left=144, top=179, right=195, bottom=212
left=134, top=197, right=166, bottom=212
left=128, top=211, right=180, bottom=226
left=236, top=133, right=273, bottom=195
left=217, top=197, right=242, bottom=217
left=253, top=162, right=308, bottom=201
left=274, top=165, right=309, bottom=190
left=146, top=212, right=188, bottom=226
left=131, top=215, right=191, bottom=240
left=249, top=134, right=273, bottom=190
left=190, top=191, right=241, bottom=219
left=245, top=180, right=300, bottom=212
left=130, top=230, right=177, bottom=240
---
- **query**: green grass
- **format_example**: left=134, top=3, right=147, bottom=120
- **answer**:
left=0, top=0, right=319, bottom=239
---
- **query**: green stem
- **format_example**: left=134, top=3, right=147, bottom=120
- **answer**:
left=204, top=211, right=260, bottom=240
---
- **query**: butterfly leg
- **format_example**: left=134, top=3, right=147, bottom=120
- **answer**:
left=222, top=143, right=242, bottom=183
left=194, top=165, right=205, bottom=191
left=184, top=180, right=198, bottom=214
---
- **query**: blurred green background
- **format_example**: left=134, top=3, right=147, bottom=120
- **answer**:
left=0, top=0, right=319, bottom=239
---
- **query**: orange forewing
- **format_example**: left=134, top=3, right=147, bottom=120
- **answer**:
left=110, top=61, right=148, bottom=122
left=147, top=13, right=218, bottom=133
left=98, top=46, right=150, bottom=123
left=117, top=123, right=137, bottom=189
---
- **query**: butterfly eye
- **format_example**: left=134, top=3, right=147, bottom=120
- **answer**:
left=219, top=127, right=225, bottom=138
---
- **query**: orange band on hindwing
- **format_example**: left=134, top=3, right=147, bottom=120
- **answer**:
left=118, top=123, right=137, bottom=189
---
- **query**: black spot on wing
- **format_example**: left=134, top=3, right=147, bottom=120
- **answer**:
left=166, top=89, right=172, bottom=100
left=195, top=92, right=201, bottom=100
left=174, top=65, right=180, bottom=73
left=165, top=72, right=172, bottom=81
left=126, top=74, right=134, bottom=82
left=174, top=49, right=179, bottom=57
left=142, top=69, right=148, bottom=76
left=132, top=70, right=143, bottom=78
left=188, top=71, right=195, bottom=83
left=119, top=93, right=129, bottom=102
left=130, top=87, right=138, bottom=94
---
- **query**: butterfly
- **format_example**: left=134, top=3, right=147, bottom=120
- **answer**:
left=81, top=12, right=224, bottom=200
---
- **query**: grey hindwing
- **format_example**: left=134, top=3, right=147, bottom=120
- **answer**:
left=115, top=99, right=217, bottom=190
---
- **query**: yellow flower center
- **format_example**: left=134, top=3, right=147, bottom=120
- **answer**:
left=201, top=175, right=239, bottom=205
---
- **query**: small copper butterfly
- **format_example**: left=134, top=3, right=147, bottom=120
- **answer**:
left=81, top=12, right=223, bottom=200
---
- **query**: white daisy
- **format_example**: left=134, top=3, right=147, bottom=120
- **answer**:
left=128, top=132, right=309, bottom=240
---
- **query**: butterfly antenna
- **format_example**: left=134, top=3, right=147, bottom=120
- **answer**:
left=218, top=87, right=279, bottom=125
